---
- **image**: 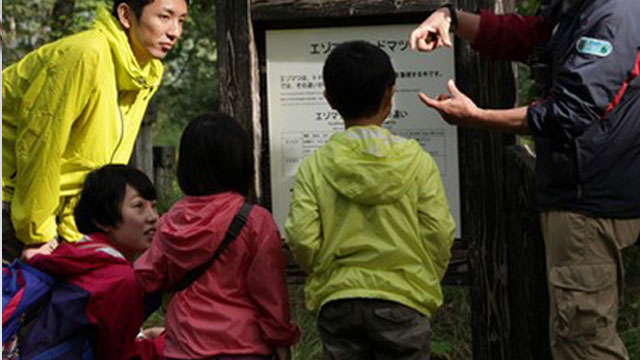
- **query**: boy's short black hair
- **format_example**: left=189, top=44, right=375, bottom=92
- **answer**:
left=74, top=165, right=156, bottom=234
left=323, top=41, right=396, bottom=120
left=177, top=113, right=254, bottom=197
left=112, top=0, right=189, bottom=18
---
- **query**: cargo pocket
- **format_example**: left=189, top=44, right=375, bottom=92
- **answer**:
left=319, top=300, right=353, bottom=321
left=373, top=303, right=431, bottom=353
left=549, top=264, right=616, bottom=342
left=373, top=304, right=424, bottom=325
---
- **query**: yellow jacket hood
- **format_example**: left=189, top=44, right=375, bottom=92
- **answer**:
left=91, top=7, right=164, bottom=91
left=315, top=126, right=423, bottom=205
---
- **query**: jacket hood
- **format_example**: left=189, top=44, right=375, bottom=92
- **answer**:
left=156, top=192, right=245, bottom=269
left=315, top=126, right=424, bottom=205
left=92, top=6, right=164, bottom=91
left=27, top=233, right=129, bottom=277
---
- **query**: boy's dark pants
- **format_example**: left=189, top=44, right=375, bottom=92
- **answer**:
left=317, top=298, right=431, bottom=360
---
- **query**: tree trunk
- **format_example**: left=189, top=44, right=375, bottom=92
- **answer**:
left=130, top=100, right=157, bottom=182
left=217, top=0, right=262, bottom=202
left=50, top=0, right=76, bottom=37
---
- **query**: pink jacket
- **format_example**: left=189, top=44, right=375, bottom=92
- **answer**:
left=134, top=192, right=299, bottom=359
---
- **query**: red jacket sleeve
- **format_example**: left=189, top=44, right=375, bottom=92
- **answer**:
left=84, top=267, right=161, bottom=360
left=134, top=333, right=165, bottom=360
left=472, top=10, right=553, bottom=62
left=245, top=208, right=300, bottom=347
left=134, top=232, right=173, bottom=293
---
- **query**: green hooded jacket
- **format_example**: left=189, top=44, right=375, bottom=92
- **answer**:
left=2, top=7, right=163, bottom=245
left=285, top=125, right=456, bottom=316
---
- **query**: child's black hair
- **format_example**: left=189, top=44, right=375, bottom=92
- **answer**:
left=177, top=113, right=254, bottom=197
left=323, top=41, right=396, bottom=120
left=74, top=164, right=157, bottom=234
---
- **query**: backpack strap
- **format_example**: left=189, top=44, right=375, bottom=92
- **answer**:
left=173, top=201, right=253, bottom=292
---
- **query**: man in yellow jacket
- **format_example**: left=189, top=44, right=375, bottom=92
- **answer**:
left=285, top=41, right=456, bottom=359
left=2, top=0, right=188, bottom=261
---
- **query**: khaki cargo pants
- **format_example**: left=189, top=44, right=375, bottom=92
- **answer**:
left=541, top=211, right=640, bottom=360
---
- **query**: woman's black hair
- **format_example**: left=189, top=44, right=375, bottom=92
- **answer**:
left=177, top=113, right=254, bottom=196
left=74, top=164, right=156, bottom=234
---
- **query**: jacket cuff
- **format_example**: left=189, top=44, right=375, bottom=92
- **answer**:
left=527, top=99, right=555, bottom=139
left=259, top=319, right=301, bottom=347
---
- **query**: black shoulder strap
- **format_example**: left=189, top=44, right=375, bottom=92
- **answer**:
left=174, top=201, right=253, bottom=292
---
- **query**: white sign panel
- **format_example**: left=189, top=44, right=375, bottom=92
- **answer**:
left=266, top=24, right=461, bottom=238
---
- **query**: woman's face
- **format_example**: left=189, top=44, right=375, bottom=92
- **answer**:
left=106, top=185, right=159, bottom=260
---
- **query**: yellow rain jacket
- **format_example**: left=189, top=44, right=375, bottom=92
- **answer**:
left=285, top=126, right=456, bottom=316
left=2, top=7, right=164, bottom=245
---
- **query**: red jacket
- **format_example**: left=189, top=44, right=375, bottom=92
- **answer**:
left=472, top=10, right=552, bottom=62
left=134, top=192, right=299, bottom=359
left=27, top=233, right=163, bottom=360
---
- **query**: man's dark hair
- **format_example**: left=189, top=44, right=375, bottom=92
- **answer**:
left=323, top=41, right=396, bottom=120
left=177, top=113, right=254, bottom=197
left=112, top=0, right=189, bottom=18
left=74, top=164, right=156, bottom=234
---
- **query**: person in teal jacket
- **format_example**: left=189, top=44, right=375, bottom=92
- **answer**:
left=285, top=41, right=456, bottom=360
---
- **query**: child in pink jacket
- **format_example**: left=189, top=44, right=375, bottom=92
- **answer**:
left=135, top=113, right=299, bottom=360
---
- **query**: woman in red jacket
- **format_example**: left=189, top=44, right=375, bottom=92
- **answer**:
left=25, top=165, right=163, bottom=360
left=135, top=113, right=299, bottom=360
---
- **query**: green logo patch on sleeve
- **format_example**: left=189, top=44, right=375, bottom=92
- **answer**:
left=576, top=37, right=613, bottom=57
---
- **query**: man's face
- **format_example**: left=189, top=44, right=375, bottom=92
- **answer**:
left=126, top=0, right=188, bottom=65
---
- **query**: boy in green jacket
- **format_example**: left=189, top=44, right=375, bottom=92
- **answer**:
left=285, top=41, right=456, bottom=359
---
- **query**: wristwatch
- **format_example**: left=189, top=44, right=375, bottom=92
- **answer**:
left=440, top=3, right=459, bottom=31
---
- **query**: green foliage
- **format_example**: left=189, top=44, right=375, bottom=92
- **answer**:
left=49, top=0, right=109, bottom=40
left=2, top=0, right=109, bottom=67
left=3, top=0, right=55, bottom=66
left=517, top=0, right=542, bottom=16
left=156, top=178, right=183, bottom=214
left=515, top=0, right=542, bottom=108
left=431, top=287, right=472, bottom=360
left=514, top=0, right=542, bottom=146
left=289, top=283, right=323, bottom=360
left=620, top=246, right=640, bottom=359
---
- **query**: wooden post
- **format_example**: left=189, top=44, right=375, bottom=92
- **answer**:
left=216, top=0, right=262, bottom=201
left=153, top=145, right=176, bottom=204
left=453, top=0, right=518, bottom=358
left=505, top=145, right=551, bottom=360
left=130, top=100, right=156, bottom=182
